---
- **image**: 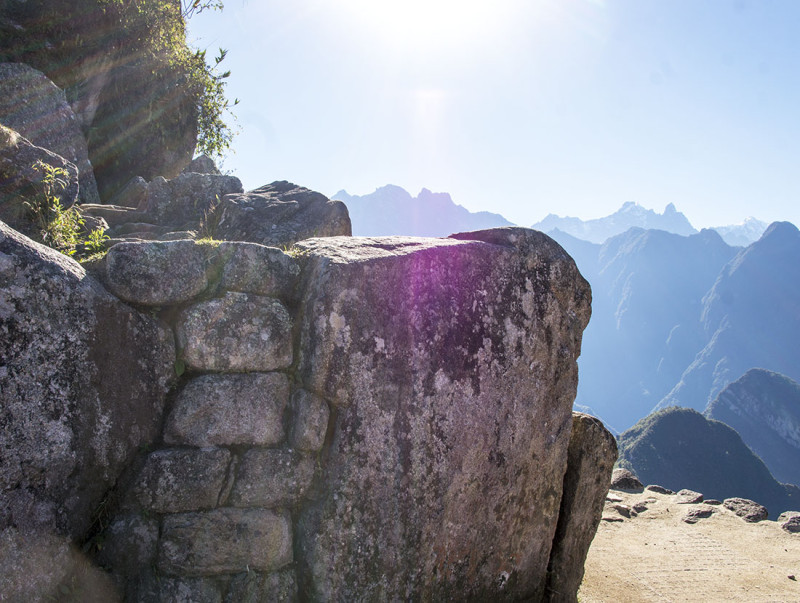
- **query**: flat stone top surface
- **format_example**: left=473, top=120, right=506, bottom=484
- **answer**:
left=296, top=235, right=473, bottom=262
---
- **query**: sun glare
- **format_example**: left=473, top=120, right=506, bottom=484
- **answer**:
left=338, top=0, right=527, bottom=55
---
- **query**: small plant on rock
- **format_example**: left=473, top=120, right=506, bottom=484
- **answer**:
left=26, top=160, right=84, bottom=255
left=84, top=227, right=110, bottom=255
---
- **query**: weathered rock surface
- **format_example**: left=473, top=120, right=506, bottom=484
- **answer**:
left=723, top=497, right=768, bottom=522
left=159, top=508, right=293, bottom=576
left=95, top=514, right=159, bottom=580
left=164, top=373, right=290, bottom=447
left=104, top=239, right=211, bottom=305
left=677, top=489, right=704, bottom=504
left=229, top=449, right=317, bottom=508
left=546, top=412, right=618, bottom=602
left=215, top=181, right=351, bottom=247
left=226, top=569, right=297, bottom=603
left=295, top=228, right=592, bottom=601
left=683, top=506, right=715, bottom=523
left=144, top=172, right=243, bottom=228
left=130, top=448, right=232, bottom=514
left=177, top=291, right=294, bottom=372
left=183, top=154, right=221, bottom=175
left=778, top=511, right=800, bottom=533
left=0, top=63, right=100, bottom=204
left=0, top=124, right=80, bottom=241
left=290, top=389, right=330, bottom=452
left=0, top=220, right=174, bottom=538
left=610, top=468, right=644, bottom=491
left=218, top=241, right=300, bottom=300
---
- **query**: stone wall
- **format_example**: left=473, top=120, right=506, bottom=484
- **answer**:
left=1, top=222, right=614, bottom=601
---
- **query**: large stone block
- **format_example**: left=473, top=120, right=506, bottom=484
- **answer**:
left=545, top=412, right=617, bottom=602
left=229, top=449, right=317, bottom=508
left=103, top=240, right=210, bottom=305
left=165, top=373, right=290, bottom=447
left=176, top=291, right=293, bottom=372
left=0, top=221, right=175, bottom=539
left=294, top=228, right=592, bottom=600
left=130, top=448, right=232, bottom=514
left=159, top=508, right=293, bottom=576
left=218, top=241, right=300, bottom=300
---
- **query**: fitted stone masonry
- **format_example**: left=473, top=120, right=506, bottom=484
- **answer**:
left=1, top=224, right=614, bottom=602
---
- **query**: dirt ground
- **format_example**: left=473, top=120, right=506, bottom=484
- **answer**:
left=578, top=488, right=800, bottom=602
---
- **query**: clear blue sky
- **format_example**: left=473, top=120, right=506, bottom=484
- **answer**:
left=188, top=0, right=800, bottom=229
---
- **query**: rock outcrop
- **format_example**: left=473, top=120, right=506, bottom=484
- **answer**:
left=0, top=63, right=100, bottom=205
left=546, top=413, right=618, bottom=601
left=215, top=181, right=352, bottom=247
left=0, top=221, right=174, bottom=539
left=1, top=218, right=611, bottom=600
left=78, top=177, right=352, bottom=252
left=0, top=3, right=200, bottom=200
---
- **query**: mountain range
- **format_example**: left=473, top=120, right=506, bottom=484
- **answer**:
left=705, top=369, right=800, bottom=488
left=550, top=221, right=800, bottom=434
left=333, top=185, right=767, bottom=246
left=332, top=185, right=512, bottom=237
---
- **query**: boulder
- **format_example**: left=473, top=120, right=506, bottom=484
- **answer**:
left=144, top=172, right=243, bottom=229
left=294, top=228, right=592, bottom=600
left=546, top=412, right=618, bottom=601
left=214, top=181, right=352, bottom=247
left=0, top=63, right=99, bottom=205
left=0, top=124, right=80, bottom=240
left=683, top=506, right=715, bottom=524
left=778, top=511, right=800, bottom=533
left=183, top=154, right=221, bottom=175
left=723, top=497, right=768, bottom=522
left=610, top=468, right=644, bottom=491
left=108, top=176, right=148, bottom=209
left=676, top=489, right=705, bottom=504
left=0, top=220, right=175, bottom=539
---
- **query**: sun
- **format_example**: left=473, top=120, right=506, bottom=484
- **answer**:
left=337, top=0, right=525, bottom=55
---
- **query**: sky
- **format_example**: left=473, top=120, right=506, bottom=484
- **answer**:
left=187, top=0, right=800, bottom=229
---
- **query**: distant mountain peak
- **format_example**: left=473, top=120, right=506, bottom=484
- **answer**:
left=331, top=184, right=513, bottom=237
left=532, top=202, right=697, bottom=244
